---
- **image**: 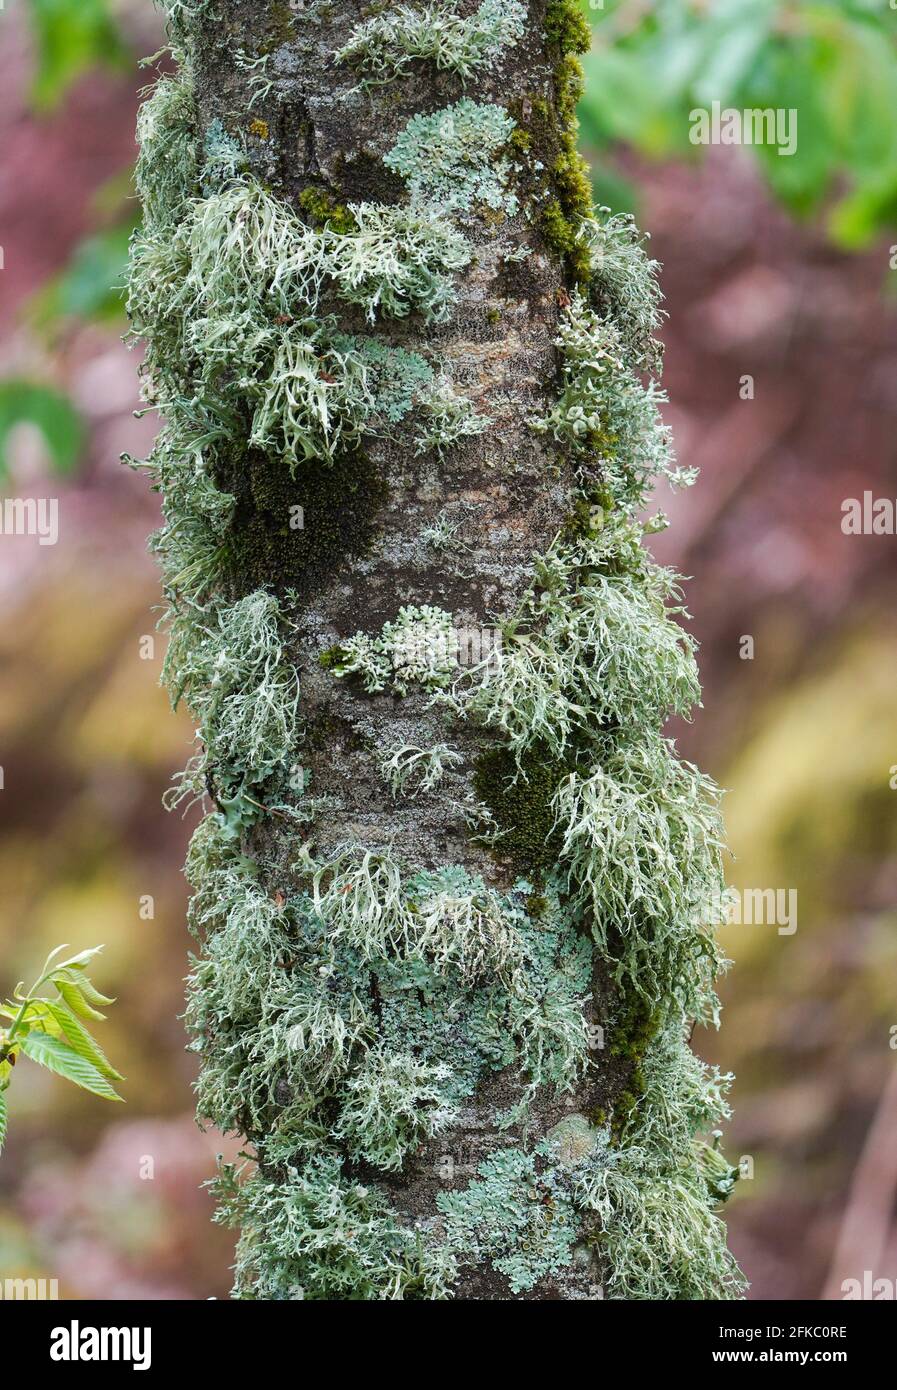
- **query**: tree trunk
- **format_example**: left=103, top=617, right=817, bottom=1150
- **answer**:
left=130, top=0, right=746, bottom=1300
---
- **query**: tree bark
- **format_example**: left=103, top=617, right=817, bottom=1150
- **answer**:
left=131, top=0, right=745, bottom=1300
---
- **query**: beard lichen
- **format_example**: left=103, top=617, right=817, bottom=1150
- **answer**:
left=336, top=0, right=528, bottom=88
left=132, top=0, right=745, bottom=1301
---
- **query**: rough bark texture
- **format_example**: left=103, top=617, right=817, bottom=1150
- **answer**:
left=130, top=0, right=745, bottom=1301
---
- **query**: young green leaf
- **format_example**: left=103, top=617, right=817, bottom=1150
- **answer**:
left=54, top=970, right=115, bottom=1008
left=20, top=1031, right=123, bottom=1102
left=50, top=946, right=106, bottom=974
left=54, top=977, right=107, bottom=1022
left=44, top=1000, right=124, bottom=1082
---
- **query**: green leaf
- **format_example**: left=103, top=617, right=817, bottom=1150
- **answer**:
left=54, top=969, right=115, bottom=1008
left=19, top=1031, right=122, bottom=1102
left=50, top=945, right=105, bottom=974
left=0, top=381, right=85, bottom=483
left=44, top=1000, right=124, bottom=1082
left=68, top=975, right=115, bottom=1008
left=54, top=978, right=106, bottom=1022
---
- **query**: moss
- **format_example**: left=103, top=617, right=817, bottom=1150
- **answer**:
left=545, top=0, right=592, bottom=56
left=297, top=186, right=358, bottom=235
left=223, top=445, right=387, bottom=599
left=607, top=986, right=663, bottom=1142
left=262, top=2, right=297, bottom=52
left=541, top=198, right=591, bottom=284
left=318, top=645, right=345, bottom=671
left=473, top=742, right=566, bottom=878
left=510, top=57, right=592, bottom=286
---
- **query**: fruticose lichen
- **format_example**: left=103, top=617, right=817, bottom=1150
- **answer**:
left=131, top=0, right=745, bottom=1302
left=337, top=0, right=527, bottom=87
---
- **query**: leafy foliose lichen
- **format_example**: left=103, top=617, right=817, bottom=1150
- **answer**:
left=437, top=1143, right=581, bottom=1293
left=384, top=99, right=519, bottom=216
left=337, top=0, right=527, bottom=87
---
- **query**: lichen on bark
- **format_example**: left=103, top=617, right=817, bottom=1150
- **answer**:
left=129, top=0, right=746, bottom=1300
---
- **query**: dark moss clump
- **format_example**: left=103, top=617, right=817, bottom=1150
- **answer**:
left=262, top=2, right=297, bottom=52
left=333, top=152, right=406, bottom=207
left=473, top=741, right=566, bottom=878
left=223, top=445, right=387, bottom=599
left=607, top=984, right=663, bottom=1143
left=298, top=186, right=358, bottom=234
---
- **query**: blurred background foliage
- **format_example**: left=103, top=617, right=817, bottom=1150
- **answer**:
left=583, top=0, right=897, bottom=246
left=0, top=0, right=894, bottom=1299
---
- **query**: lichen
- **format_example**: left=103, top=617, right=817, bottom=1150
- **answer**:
left=384, top=99, right=519, bottom=216
left=380, top=741, right=464, bottom=797
left=553, top=730, right=728, bottom=1021
left=132, top=1, right=743, bottom=1304
left=162, top=589, right=299, bottom=815
left=337, top=0, right=527, bottom=87
left=331, top=604, right=456, bottom=696
left=462, top=513, right=701, bottom=761
left=212, top=1154, right=456, bottom=1300
left=532, top=289, right=694, bottom=511
left=437, top=1143, right=581, bottom=1293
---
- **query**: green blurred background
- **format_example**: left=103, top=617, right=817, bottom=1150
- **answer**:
left=0, top=0, right=895, bottom=1299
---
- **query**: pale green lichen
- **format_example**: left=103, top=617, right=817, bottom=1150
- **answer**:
left=420, top=508, right=472, bottom=554
left=162, top=589, right=299, bottom=811
left=213, top=1154, right=456, bottom=1300
left=437, top=1143, right=581, bottom=1293
left=532, top=290, right=695, bottom=511
left=380, top=741, right=464, bottom=797
left=580, top=209, right=665, bottom=372
left=335, top=1048, right=457, bottom=1171
left=385, top=99, right=519, bottom=216
left=331, top=604, right=456, bottom=696
left=553, top=731, right=728, bottom=1021
left=415, top=380, right=491, bottom=457
left=337, top=0, right=527, bottom=86
left=135, top=68, right=198, bottom=233
left=574, top=1023, right=745, bottom=1299
left=461, top=514, right=701, bottom=761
